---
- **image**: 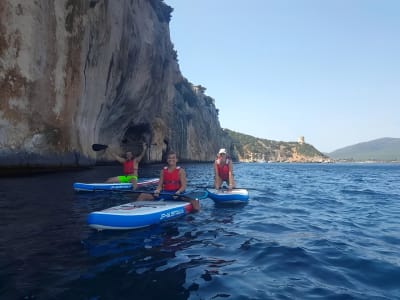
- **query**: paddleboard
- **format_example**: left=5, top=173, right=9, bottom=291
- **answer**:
left=73, top=178, right=159, bottom=192
left=87, top=200, right=193, bottom=230
left=206, top=188, right=249, bottom=204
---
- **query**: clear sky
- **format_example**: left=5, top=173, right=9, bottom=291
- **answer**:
left=164, top=0, right=400, bottom=153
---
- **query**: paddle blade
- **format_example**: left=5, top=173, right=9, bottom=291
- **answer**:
left=92, top=144, right=108, bottom=151
left=182, top=190, right=209, bottom=200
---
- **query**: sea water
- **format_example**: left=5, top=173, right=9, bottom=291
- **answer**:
left=0, top=163, right=399, bottom=299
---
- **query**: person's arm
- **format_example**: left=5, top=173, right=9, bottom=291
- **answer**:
left=214, top=161, right=220, bottom=179
left=108, top=149, right=126, bottom=164
left=228, top=161, right=235, bottom=189
left=135, top=142, right=147, bottom=162
left=154, top=169, right=164, bottom=195
left=213, top=161, right=220, bottom=189
left=176, top=168, right=187, bottom=194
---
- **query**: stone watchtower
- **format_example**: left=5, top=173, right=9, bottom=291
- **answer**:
left=298, top=136, right=305, bottom=144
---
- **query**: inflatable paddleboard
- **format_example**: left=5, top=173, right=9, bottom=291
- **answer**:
left=73, top=178, right=159, bottom=192
left=87, top=200, right=193, bottom=230
left=207, top=188, right=249, bottom=204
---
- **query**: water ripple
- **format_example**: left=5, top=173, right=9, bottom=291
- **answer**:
left=1, top=163, right=400, bottom=299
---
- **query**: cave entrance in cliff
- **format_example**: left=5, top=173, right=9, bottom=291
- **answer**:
left=121, top=123, right=152, bottom=159
left=161, top=139, right=169, bottom=162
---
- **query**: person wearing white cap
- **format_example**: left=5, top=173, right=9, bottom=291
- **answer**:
left=214, top=148, right=235, bottom=190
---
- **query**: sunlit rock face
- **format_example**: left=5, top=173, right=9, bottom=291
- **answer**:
left=0, top=0, right=228, bottom=173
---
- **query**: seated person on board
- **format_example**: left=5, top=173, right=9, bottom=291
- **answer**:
left=137, top=150, right=200, bottom=211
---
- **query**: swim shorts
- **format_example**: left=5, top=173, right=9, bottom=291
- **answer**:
left=117, top=175, right=138, bottom=183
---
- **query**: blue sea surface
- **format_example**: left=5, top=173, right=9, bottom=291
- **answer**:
left=0, top=163, right=399, bottom=299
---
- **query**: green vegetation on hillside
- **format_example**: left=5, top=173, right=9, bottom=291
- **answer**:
left=296, top=143, right=320, bottom=156
left=328, top=138, right=400, bottom=161
left=224, top=129, right=327, bottom=162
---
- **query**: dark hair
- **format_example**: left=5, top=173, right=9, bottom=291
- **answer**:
left=167, top=150, right=177, bottom=156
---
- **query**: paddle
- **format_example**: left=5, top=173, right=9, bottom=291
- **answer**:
left=127, top=190, right=208, bottom=200
left=194, top=185, right=256, bottom=191
left=92, top=144, right=108, bottom=151
left=123, top=190, right=207, bottom=211
left=91, top=142, right=156, bottom=152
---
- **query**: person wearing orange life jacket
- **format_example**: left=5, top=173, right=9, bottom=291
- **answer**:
left=214, top=148, right=236, bottom=190
left=105, top=142, right=147, bottom=189
left=137, top=150, right=200, bottom=211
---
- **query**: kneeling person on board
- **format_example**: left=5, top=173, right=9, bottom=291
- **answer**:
left=137, top=150, right=200, bottom=211
left=105, top=142, right=147, bottom=190
left=214, top=148, right=236, bottom=190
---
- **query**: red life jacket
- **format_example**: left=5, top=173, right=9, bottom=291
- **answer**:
left=216, top=157, right=230, bottom=181
left=123, top=159, right=135, bottom=175
left=162, top=166, right=181, bottom=191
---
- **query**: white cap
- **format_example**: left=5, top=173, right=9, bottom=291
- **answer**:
left=218, top=148, right=227, bottom=154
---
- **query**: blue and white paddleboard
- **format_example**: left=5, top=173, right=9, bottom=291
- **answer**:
left=206, top=188, right=249, bottom=204
left=73, top=178, right=159, bottom=192
left=87, top=200, right=193, bottom=230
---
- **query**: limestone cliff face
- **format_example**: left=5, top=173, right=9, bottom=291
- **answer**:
left=0, top=0, right=227, bottom=172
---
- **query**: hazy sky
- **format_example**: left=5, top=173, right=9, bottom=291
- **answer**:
left=165, top=0, right=399, bottom=152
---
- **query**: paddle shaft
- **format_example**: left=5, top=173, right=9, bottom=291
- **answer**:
left=194, top=185, right=255, bottom=191
left=126, top=190, right=203, bottom=201
left=128, top=190, right=203, bottom=211
left=92, top=143, right=157, bottom=151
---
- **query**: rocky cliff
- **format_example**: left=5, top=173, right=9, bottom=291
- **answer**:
left=0, top=0, right=229, bottom=174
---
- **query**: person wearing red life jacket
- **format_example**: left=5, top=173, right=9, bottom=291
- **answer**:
left=214, top=148, right=236, bottom=190
left=137, top=150, right=200, bottom=211
left=105, top=142, right=147, bottom=189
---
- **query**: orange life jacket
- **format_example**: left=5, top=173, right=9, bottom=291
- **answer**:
left=162, top=166, right=181, bottom=191
left=123, top=160, right=136, bottom=175
left=216, top=157, right=230, bottom=181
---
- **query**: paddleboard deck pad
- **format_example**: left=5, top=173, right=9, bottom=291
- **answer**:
left=87, top=200, right=194, bottom=230
left=207, top=188, right=249, bottom=204
left=73, top=178, right=159, bottom=192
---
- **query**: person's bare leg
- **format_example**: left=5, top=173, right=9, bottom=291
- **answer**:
left=190, top=199, right=200, bottom=212
left=106, top=176, right=120, bottom=183
left=137, top=193, right=154, bottom=201
left=214, top=177, right=222, bottom=189
left=131, top=178, right=138, bottom=190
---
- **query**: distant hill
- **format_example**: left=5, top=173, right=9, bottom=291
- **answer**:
left=328, top=138, right=400, bottom=162
left=224, top=129, right=330, bottom=163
